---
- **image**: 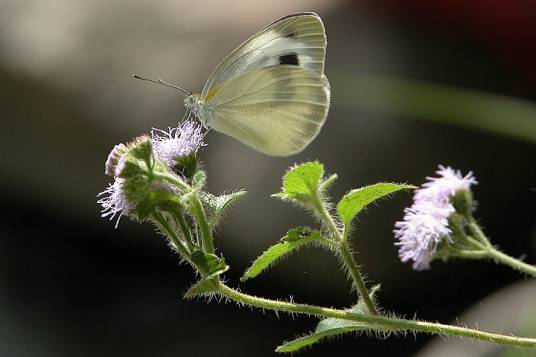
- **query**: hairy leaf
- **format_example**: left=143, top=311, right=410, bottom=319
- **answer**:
left=318, top=173, right=338, bottom=194
left=203, top=191, right=246, bottom=229
left=276, top=286, right=381, bottom=353
left=134, top=189, right=182, bottom=221
left=191, top=170, right=206, bottom=190
left=184, top=265, right=229, bottom=299
left=273, top=162, right=324, bottom=203
left=191, top=250, right=227, bottom=276
left=337, top=183, right=415, bottom=227
left=240, top=227, right=325, bottom=282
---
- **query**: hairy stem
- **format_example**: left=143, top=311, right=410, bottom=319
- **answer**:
left=155, top=172, right=214, bottom=254
left=216, top=282, right=536, bottom=348
left=311, top=195, right=340, bottom=239
left=156, top=172, right=190, bottom=192
left=190, top=192, right=214, bottom=254
left=311, top=191, right=378, bottom=315
left=466, top=218, right=536, bottom=276
left=485, top=245, right=536, bottom=277
left=174, top=211, right=196, bottom=253
left=152, top=212, right=192, bottom=265
left=339, top=240, right=379, bottom=315
left=468, top=220, right=492, bottom=247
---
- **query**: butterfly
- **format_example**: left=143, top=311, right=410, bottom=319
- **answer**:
left=136, top=12, right=330, bottom=156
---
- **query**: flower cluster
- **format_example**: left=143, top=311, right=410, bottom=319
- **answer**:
left=152, top=120, right=205, bottom=174
left=98, top=121, right=205, bottom=227
left=97, top=178, right=132, bottom=228
left=394, top=166, right=477, bottom=270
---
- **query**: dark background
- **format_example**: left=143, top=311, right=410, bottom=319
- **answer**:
left=1, top=1, right=535, bottom=356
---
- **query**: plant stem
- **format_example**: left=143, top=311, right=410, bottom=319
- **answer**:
left=151, top=212, right=191, bottom=263
left=466, top=218, right=536, bottom=276
left=216, top=282, right=536, bottom=348
left=468, top=220, right=492, bottom=247
left=174, top=211, right=196, bottom=253
left=190, top=192, right=214, bottom=254
left=311, top=195, right=340, bottom=240
left=311, top=191, right=378, bottom=315
left=156, top=172, right=190, bottom=192
left=155, top=172, right=214, bottom=254
left=485, top=245, right=536, bottom=277
left=339, top=240, right=379, bottom=315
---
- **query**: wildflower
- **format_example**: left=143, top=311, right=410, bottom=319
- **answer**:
left=98, top=178, right=133, bottom=228
left=98, top=136, right=153, bottom=227
left=151, top=120, right=205, bottom=175
left=394, top=166, right=477, bottom=270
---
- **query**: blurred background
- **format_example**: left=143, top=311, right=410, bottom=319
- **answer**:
left=1, top=0, right=535, bottom=356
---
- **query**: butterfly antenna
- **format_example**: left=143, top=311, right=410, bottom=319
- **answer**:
left=133, top=74, right=191, bottom=96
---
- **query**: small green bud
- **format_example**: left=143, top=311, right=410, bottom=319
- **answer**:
left=450, top=189, right=474, bottom=219
left=127, top=135, right=153, bottom=162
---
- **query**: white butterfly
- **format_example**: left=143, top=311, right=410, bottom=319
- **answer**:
left=137, top=12, right=330, bottom=156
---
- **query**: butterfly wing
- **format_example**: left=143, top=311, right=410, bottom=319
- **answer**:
left=206, top=65, right=330, bottom=156
left=201, top=12, right=327, bottom=98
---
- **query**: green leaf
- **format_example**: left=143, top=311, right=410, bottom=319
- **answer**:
left=240, top=227, right=325, bottom=282
left=337, top=183, right=415, bottom=227
left=133, top=189, right=182, bottom=221
left=202, top=191, right=247, bottom=229
left=183, top=265, right=229, bottom=299
left=318, top=174, right=338, bottom=194
left=173, top=153, right=198, bottom=180
left=273, top=162, right=324, bottom=203
left=276, top=286, right=381, bottom=353
left=191, top=250, right=228, bottom=276
left=191, top=170, right=206, bottom=190
left=185, top=250, right=230, bottom=298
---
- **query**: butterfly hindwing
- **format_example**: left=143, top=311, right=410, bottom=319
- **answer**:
left=201, top=12, right=327, bottom=98
left=206, top=65, right=330, bottom=156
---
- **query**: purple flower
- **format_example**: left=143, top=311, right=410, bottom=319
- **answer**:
left=98, top=178, right=133, bottom=228
left=151, top=120, right=205, bottom=171
left=394, top=166, right=477, bottom=270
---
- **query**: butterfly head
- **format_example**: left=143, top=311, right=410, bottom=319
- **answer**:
left=184, top=94, right=209, bottom=127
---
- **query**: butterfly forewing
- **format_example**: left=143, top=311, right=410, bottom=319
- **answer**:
left=206, top=65, right=330, bottom=156
left=201, top=12, right=326, bottom=98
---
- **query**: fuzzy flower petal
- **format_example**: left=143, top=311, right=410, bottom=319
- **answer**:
left=98, top=178, right=132, bottom=228
left=151, top=120, right=205, bottom=170
left=415, top=166, right=477, bottom=205
left=394, top=165, right=477, bottom=270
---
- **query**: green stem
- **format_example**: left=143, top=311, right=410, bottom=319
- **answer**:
left=190, top=192, right=214, bottom=254
left=155, top=171, right=214, bottom=254
left=311, top=195, right=340, bottom=240
left=156, top=172, right=190, bottom=191
left=216, top=283, right=536, bottom=348
left=339, top=240, right=379, bottom=315
left=311, top=190, right=378, bottom=315
left=174, top=211, right=196, bottom=253
left=466, top=219, right=536, bottom=276
left=468, top=220, right=492, bottom=247
left=454, top=249, right=489, bottom=259
left=485, top=246, right=536, bottom=277
left=151, top=212, right=192, bottom=264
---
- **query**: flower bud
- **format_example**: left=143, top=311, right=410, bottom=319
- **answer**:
left=104, top=143, right=127, bottom=176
